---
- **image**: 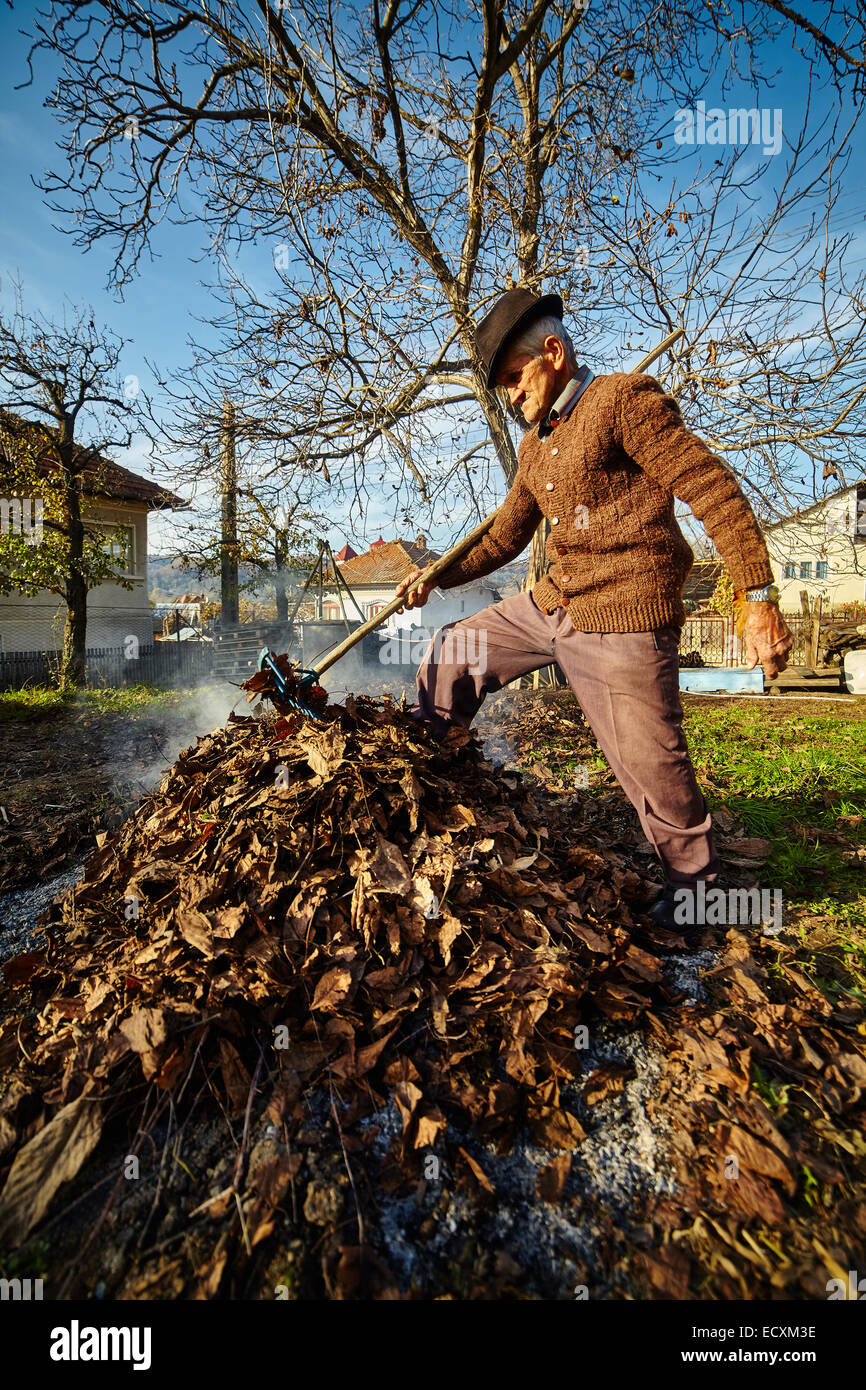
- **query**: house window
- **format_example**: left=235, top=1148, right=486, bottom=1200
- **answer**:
left=799, top=561, right=812, bottom=579
left=783, top=563, right=795, bottom=579
left=816, top=560, right=828, bottom=579
left=102, top=524, right=135, bottom=576
left=365, top=602, right=385, bottom=619
left=857, top=483, right=866, bottom=540
left=322, top=603, right=340, bottom=620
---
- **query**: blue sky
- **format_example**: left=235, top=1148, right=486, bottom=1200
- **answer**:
left=1, top=3, right=864, bottom=572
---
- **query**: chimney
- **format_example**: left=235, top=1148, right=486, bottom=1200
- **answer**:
left=416, top=532, right=427, bottom=550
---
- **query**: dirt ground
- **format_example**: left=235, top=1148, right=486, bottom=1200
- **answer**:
left=0, top=685, right=243, bottom=897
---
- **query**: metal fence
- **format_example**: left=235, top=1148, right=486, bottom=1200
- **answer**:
left=0, top=642, right=214, bottom=691
left=680, top=613, right=810, bottom=666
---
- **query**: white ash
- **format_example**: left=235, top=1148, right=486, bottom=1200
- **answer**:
left=0, top=856, right=87, bottom=963
left=662, top=947, right=718, bottom=1006
left=360, top=1017, right=681, bottom=1297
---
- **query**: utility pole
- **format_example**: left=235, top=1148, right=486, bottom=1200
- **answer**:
left=220, top=400, right=239, bottom=626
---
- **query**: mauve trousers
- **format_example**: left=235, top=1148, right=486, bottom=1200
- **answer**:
left=411, top=590, right=720, bottom=887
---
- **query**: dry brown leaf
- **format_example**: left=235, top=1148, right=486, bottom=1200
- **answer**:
left=537, top=1153, right=572, bottom=1202
left=0, top=1096, right=103, bottom=1245
left=311, top=966, right=354, bottom=1012
left=582, top=1061, right=635, bottom=1106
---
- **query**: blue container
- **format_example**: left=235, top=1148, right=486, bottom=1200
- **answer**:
left=679, top=667, right=764, bottom=694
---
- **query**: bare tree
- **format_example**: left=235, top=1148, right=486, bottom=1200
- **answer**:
left=26, top=0, right=866, bottom=581
left=141, top=376, right=328, bottom=619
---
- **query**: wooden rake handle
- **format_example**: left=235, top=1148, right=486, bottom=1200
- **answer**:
left=312, top=509, right=499, bottom=679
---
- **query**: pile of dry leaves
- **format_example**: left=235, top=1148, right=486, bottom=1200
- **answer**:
left=0, top=693, right=678, bottom=1296
left=0, top=688, right=863, bottom=1299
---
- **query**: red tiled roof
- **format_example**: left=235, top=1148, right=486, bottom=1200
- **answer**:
left=328, top=537, right=441, bottom=585
left=370, top=535, right=385, bottom=548
left=334, top=542, right=358, bottom=561
left=0, top=409, right=187, bottom=510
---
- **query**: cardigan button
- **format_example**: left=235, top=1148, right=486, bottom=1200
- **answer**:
left=545, top=481, right=554, bottom=491
left=551, top=447, right=559, bottom=456
left=551, top=517, right=560, bottom=525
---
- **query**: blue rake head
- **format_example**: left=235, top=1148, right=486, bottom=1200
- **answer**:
left=256, top=648, right=325, bottom=721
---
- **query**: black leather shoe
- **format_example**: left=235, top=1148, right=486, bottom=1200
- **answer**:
left=644, top=881, right=722, bottom=934
left=645, top=886, right=683, bottom=932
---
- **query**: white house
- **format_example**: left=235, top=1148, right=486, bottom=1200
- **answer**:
left=764, top=480, right=866, bottom=611
left=322, top=534, right=501, bottom=631
left=0, top=417, right=186, bottom=654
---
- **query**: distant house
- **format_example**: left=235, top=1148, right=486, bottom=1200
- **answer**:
left=0, top=414, right=186, bottom=654
left=764, top=480, right=866, bottom=610
left=323, top=534, right=500, bottom=629
left=152, top=597, right=206, bottom=640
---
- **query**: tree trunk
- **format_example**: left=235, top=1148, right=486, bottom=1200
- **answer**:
left=809, top=595, right=823, bottom=669
left=525, top=518, right=560, bottom=687
left=61, top=578, right=88, bottom=686
left=62, top=555, right=88, bottom=688
left=274, top=538, right=288, bottom=622
left=468, top=359, right=557, bottom=681
left=220, top=400, right=239, bottom=626
left=472, top=375, right=520, bottom=487
left=60, top=469, right=88, bottom=688
left=526, top=517, right=550, bottom=589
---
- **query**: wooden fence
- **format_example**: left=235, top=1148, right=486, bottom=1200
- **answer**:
left=0, top=642, right=214, bottom=691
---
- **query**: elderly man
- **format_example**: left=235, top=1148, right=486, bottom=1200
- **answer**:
left=395, top=288, right=793, bottom=930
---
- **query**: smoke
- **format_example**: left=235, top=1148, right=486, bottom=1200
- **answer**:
left=103, top=625, right=516, bottom=808
left=100, top=679, right=248, bottom=803
left=316, top=645, right=417, bottom=705
left=103, top=658, right=416, bottom=807
left=474, top=692, right=523, bottom=767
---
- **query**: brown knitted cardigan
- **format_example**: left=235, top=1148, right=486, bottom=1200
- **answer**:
left=439, top=372, right=774, bottom=632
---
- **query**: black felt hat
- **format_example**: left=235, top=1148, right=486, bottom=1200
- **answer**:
left=475, top=287, right=564, bottom=388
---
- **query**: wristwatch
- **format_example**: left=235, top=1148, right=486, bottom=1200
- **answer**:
left=744, top=583, right=780, bottom=603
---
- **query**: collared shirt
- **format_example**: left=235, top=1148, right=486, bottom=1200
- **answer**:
left=537, top=366, right=594, bottom=439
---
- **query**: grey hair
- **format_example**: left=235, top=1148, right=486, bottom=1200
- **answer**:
left=509, top=314, right=578, bottom=371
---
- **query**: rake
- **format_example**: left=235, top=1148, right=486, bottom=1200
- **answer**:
left=255, top=328, right=686, bottom=718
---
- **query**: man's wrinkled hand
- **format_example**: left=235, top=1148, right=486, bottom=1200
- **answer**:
left=743, top=602, right=794, bottom=680
left=394, top=564, right=434, bottom=612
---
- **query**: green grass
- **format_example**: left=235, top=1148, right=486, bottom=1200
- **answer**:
left=683, top=705, right=865, bottom=804
left=681, top=705, right=866, bottom=904
left=0, top=684, right=186, bottom=722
